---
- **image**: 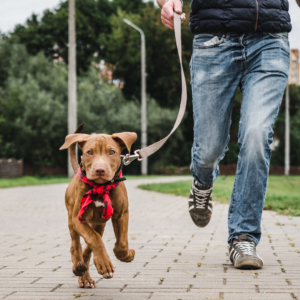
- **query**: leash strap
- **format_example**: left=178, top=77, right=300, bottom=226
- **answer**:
left=123, top=13, right=187, bottom=164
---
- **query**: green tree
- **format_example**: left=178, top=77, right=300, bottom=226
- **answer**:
left=7, top=0, right=194, bottom=168
left=271, top=84, right=300, bottom=167
left=11, top=0, right=115, bottom=74
left=100, top=2, right=193, bottom=106
left=110, top=0, right=146, bottom=14
left=99, top=2, right=194, bottom=167
left=9, top=0, right=147, bottom=75
left=0, top=35, right=11, bottom=87
left=9, top=0, right=193, bottom=106
left=0, top=40, right=183, bottom=174
left=0, top=42, right=68, bottom=172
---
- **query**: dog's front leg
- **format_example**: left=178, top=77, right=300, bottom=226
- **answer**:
left=73, top=217, right=114, bottom=279
left=112, top=210, right=135, bottom=262
left=68, top=210, right=87, bottom=277
left=78, top=224, right=106, bottom=288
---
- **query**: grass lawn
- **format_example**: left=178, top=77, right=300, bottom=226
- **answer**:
left=0, top=175, right=159, bottom=188
left=0, top=176, right=71, bottom=188
left=139, top=175, right=300, bottom=217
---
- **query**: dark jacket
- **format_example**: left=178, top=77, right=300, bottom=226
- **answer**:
left=189, top=0, right=292, bottom=34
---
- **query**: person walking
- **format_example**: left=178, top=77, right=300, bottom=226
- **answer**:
left=157, top=0, right=294, bottom=269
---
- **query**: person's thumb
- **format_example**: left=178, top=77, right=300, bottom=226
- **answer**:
left=174, top=0, right=182, bottom=13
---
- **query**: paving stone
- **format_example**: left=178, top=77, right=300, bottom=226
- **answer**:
left=0, top=176, right=299, bottom=300
left=223, top=293, right=293, bottom=300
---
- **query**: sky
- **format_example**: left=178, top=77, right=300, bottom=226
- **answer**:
left=0, top=0, right=300, bottom=50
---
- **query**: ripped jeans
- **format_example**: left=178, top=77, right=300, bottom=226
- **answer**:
left=190, top=32, right=290, bottom=245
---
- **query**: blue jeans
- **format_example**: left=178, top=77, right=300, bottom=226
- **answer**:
left=190, top=32, right=290, bottom=245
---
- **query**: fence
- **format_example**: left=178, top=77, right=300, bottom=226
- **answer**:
left=0, top=159, right=23, bottom=178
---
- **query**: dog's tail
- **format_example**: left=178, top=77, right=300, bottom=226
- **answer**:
left=59, top=123, right=89, bottom=175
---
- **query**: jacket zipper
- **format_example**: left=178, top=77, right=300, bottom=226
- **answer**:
left=254, top=0, right=259, bottom=31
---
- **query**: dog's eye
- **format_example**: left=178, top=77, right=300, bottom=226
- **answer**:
left=87, top=150, right=93, bottom=155
left=110, top=150, right=115, bottom=155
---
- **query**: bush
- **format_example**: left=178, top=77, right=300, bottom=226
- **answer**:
left=0, top=41, right=68, bottom=173
left=0, top=40, right=183, bottom=174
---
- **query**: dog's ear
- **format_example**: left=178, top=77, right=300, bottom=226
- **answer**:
left=59, top=134, right=90, bottom=150
left=112, top=132, right=137, bottom=153
left=59, top=123, right=88, bottom=150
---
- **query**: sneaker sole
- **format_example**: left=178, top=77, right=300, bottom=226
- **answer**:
left=189, top=209, right=212, bottom=228
left=234, top=257, right=263, bottom=269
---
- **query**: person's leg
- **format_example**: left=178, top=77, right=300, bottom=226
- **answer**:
left=190, top=34, right=243, bottom=187
left=188, top=33, right=243, bottom=228
left=228, top=33, right=290, bottom=245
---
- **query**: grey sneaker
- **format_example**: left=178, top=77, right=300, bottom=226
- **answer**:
left=229, top=235, right=263, bottom=269
left=188, top=180, right=213, bottom=228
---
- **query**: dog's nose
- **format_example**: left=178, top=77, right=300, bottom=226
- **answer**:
left=95, top=167, right=106, bottom=176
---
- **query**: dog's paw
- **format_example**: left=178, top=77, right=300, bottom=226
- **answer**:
left=78, top=273, right=95, bottom=288
left=122, top=249, right=135, bottom=262
left=115, top=248, right=135, bottom=263
left=73, top=261, right=87, bottom=276
left=93, top=256, right=114, bottom=279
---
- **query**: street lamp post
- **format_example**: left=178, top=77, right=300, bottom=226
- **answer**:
left=68, top=0, right=77, bottom=178
left=123, top=19, right=148, bottom=175
left=285, top=82, right=290, bottom=176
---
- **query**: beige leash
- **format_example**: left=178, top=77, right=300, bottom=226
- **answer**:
left=123, top=13, right=187, bottom=165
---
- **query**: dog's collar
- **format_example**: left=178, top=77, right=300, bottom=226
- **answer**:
left=80, top=158, right=126, bottom=186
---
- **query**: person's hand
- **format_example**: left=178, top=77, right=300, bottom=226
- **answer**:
left=161, top=0, right=186, bottom=30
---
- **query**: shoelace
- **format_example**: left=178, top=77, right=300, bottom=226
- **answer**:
left=234, top=241, right=255, bottom=256
left=194, top=186, right=212, bottom=209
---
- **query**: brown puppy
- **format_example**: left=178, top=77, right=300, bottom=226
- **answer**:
left=60, top=124, right=137, bottom=288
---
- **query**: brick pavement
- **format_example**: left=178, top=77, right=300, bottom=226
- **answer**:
left=0, top=176, right=300, bottom=300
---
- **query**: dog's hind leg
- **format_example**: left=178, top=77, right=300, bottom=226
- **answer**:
left=68, top=212, right=87, bottom=276
left=78, top=244, right=93, bottom=288
left=78, top=223, right=106, bottom=288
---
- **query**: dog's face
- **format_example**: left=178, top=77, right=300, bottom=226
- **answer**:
left=80, top=135, right=123, bottom=184
left=60, top=130, right=137, bottom=184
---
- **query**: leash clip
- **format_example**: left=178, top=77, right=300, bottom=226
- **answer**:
left=123, top=150, right=143, bottom=166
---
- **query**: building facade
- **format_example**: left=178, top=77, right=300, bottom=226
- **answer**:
left=288, top=49, right=299, bottom=85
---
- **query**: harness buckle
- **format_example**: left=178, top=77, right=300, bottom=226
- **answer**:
left=123, top=150, right=143, bottom=166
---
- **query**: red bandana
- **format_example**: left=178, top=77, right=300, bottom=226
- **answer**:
left=77, top=168, right=122, bottom=223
